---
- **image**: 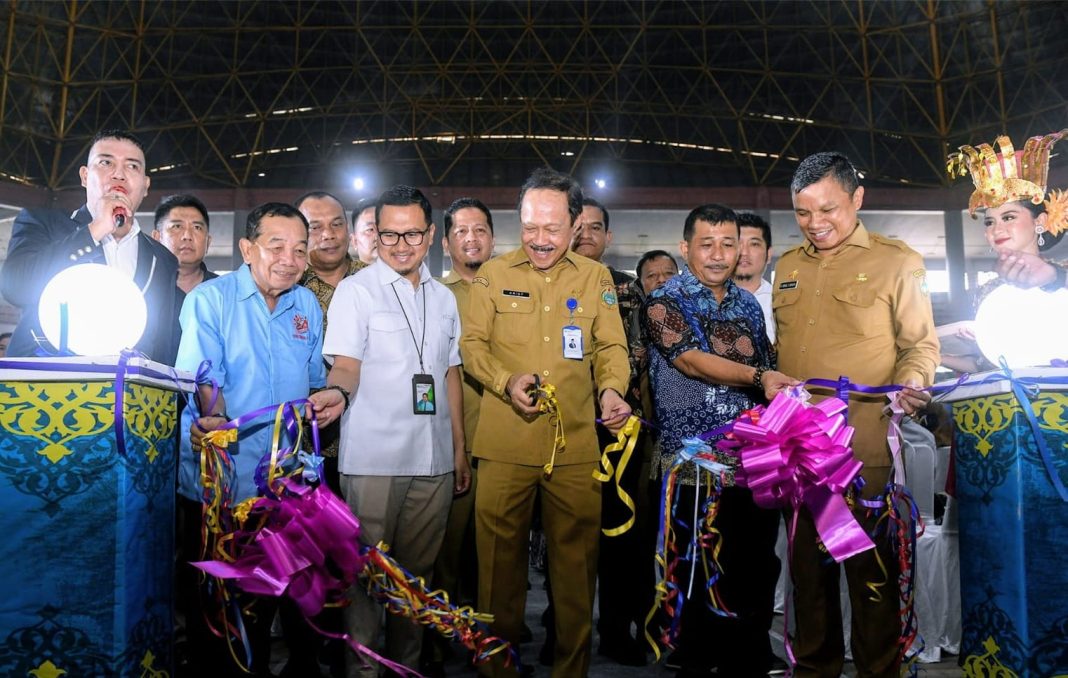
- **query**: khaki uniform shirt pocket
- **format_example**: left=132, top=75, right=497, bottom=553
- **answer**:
left=771, top=287, right=802, bottom=337
left=830, top=284, right=880, bottom=337
left=492, top=295, right=535, bottom=345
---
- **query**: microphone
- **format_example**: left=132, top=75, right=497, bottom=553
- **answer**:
left=113, top=209, right=126, bottom=230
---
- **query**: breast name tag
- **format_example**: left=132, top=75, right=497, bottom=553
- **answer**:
left=562, top=325, right=583, bottom=360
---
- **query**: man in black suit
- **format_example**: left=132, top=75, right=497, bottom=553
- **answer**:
left=1, top=129, right=181, bottom=364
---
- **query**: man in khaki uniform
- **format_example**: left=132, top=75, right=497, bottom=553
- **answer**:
left=773, top=152, right=938, bottom=677
left=460, top=167, right=631, bottom=677
left=424, top=197, right=495, bottom=673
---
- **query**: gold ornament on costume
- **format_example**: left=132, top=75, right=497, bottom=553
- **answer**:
left=947, top=130, right=1068, bottom=238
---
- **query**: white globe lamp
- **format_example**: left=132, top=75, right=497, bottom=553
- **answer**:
left=37, top=264, right=147, bottom=356
left=974, top=283, right=1068, bottom=369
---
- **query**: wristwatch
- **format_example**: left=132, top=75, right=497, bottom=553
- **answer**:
left=1040, top=263, right=1067, bottom=292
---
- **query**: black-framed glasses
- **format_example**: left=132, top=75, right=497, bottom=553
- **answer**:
left=377, top=228, right=429, bottom=246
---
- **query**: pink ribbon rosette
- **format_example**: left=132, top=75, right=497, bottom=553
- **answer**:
left=193, top=480, right=365, bottom=615
left=717, top=391, right=875, bottom=562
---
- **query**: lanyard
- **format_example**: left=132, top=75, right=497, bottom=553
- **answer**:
left=391, top=280, right=427, bottom=372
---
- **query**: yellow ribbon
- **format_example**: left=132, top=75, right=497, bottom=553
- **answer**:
left=592, top=415, right=641, bottom=536
left=534, top=382, right=566, bottom=477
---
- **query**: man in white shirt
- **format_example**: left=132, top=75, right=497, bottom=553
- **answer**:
left=315, top=185, right=471, bottom=677
left=1, top=129, right=181, bottom=363
left=734, top=212, right=776, bottom=343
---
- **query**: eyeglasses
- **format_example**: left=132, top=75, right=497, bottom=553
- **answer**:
left=377, top=228, right=429, bottom=246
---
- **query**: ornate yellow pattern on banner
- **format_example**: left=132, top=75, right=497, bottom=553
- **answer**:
left=28, top=659, right=66, bottom=678
left=963, top=636, right=1019, bottom=678
left=1034, top=392, right=1068, bottom=436
left=125, top=384, right=178, bottom=463
left=0, top=383, right=113, bottom=464
left=953, top=394, right=1019, bottom=457
left=139, top=650, right=169, bottom=678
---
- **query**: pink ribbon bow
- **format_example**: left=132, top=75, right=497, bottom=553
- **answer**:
left=718, top=392, right=875, bottom=562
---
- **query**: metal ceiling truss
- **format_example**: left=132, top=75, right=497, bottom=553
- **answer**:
left=0, top=0, right=1064, bottom=192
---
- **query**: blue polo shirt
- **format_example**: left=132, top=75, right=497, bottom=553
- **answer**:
left=176, top=264, right=326, bottom=502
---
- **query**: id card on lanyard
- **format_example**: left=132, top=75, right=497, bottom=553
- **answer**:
left=562, top=296, right=583, bottom=360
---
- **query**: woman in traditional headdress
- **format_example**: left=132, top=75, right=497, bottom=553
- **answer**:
left=941, top=130, right=1068, bottom=372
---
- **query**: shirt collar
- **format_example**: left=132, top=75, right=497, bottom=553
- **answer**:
left=234, top=263, right=297, bottom=313
left=102, top=221, right=142, bottom=246
left=507, top=247, right=581, bottom=272
left=371, top=257, right=431, bottom=287
left=801, top=219, right=871, bottom=257
left=680, top=267, right=739, bottom=303
left=300, top=255, right=363, bottom=286
left=443, top=269, right=468, bottom=286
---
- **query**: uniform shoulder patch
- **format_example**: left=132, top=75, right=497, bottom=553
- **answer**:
left=472, top=276, right=489, bottom=288
left=601, top=288, right=618, bottom=307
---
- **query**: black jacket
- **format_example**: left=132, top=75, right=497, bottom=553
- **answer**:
left=1, top=205, right=182, bottom=364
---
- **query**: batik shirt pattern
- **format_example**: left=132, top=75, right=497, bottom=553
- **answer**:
left=643, top=269, right=772, bottom=484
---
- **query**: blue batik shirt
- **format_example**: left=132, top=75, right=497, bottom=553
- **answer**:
left=176, top=264, right=327, bottom=502
left=643, top=269, right=773, bottom=483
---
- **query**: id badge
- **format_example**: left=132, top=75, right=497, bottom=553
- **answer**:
left=562, top=325, right=583, bottom=360
left=412, top=374, right=436, bottom=415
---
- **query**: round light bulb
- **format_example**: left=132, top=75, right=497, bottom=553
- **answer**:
left=37, top=264, right=147, bottom=356
left=974, top=283, right=1068, bottom=368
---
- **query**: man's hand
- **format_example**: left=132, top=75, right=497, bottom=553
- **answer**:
left=760, top=370, right=802, bottom=401
left=190, top=414, right=228, bottom=452
left=308, top=388, right=346, bottom=427
left=88, top=187, right=136, bottom=242
left=505, top=373, right=541, bottom=416
left=598, top=388, right=632, bottom=435
left=453, top=452, right=472, bottom=495
left=995, top=249, right=1058, bottom=289
left=898, top=380, right=932, bottom=416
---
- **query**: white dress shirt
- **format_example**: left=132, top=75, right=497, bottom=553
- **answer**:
left=100, top=220, right=142, bottom=280
left=754, top=277, right=776, bottom=344
left=324, top=258, right=462, bottom=477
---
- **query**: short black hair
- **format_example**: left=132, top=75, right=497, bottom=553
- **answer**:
left=636, top=249, right=678, bottom=280
left=350, top=197, right=376, bottom=232
left=293, top=190, right=345, bottom=212
left=245, top=202, right=309, bottom=241
left=88, top=129, right=146, bottom=157
left=582, top=197, right=610, bottom=231
left=517, top=167, right=584, bottom=225
left=443, top=197, right=494, bottom=237
left=374, top=185, right=433, bottom=227
left=791, top=152, right=860, bottom=195
left=0, top=332, right=11, bottom=342
left=683, top=204, right=739, bottom=242
left=154, top=194, right=210, bottom=233
left=736, top=212, right=771, bottom=248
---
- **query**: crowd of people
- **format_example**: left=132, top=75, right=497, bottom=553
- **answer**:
left=1, top=127, right=1066, bottom=678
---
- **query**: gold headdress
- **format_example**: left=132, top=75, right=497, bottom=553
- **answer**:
left=947, top=129, right=1068, bottom=238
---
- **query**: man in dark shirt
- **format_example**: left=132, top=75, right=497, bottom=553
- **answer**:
left=153, top=193, right=218, bottom=294
left=644, top=203, right=797, bottom=678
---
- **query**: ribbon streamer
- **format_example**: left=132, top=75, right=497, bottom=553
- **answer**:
left=190, top=395, right=514, bottom=675
left=532, top=381, right=566, bottom=476
left=593, top=414, right=642, bottom=536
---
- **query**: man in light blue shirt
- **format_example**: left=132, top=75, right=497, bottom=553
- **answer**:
left=175, top=202, right=339, bottom=678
